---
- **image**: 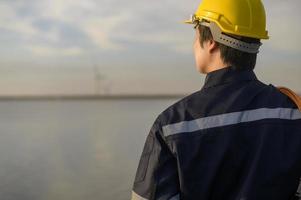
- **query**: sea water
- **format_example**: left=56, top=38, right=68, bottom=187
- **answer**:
left=0, top=98, right=179, bottom=200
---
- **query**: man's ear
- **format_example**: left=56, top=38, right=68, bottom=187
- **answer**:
left=208, top=39, right=219, bottom=54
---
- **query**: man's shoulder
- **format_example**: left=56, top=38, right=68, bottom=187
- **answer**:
left=155, top=90, right=202, bottom=127
left=154, top=83, right=298, bottom=128
left=259, top=83, right=299, bottom=109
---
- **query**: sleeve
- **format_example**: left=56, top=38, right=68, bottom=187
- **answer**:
left=131, top=121, right=180, bottom=200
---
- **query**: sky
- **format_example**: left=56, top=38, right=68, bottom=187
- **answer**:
left=0, top=0, right=300, bottom=95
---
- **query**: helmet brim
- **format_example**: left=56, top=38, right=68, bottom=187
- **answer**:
left=183, top=19, right=193, bottom=24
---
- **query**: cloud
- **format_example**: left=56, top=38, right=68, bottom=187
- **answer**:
left=1, top=0, right=301, bottom=56
left=29, top=45, right=82, bottom=57
left=26, top=0, right=132, bottom=50
left=82, top=14, right=131, bottom=50
left=0, top=0, right=194, bottom=54
left=265, top=1, right=301, bottom=52
left=0, top=4, right=38, bottom=37
left=0, top=2, right=76, bottom=56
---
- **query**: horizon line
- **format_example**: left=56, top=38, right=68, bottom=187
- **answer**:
left=0, top=91, right=299, bottom=101
left=0, top=94, right=187, bottom=101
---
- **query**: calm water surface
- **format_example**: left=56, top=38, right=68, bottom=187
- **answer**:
left=0, top=98, right=179, bottom=200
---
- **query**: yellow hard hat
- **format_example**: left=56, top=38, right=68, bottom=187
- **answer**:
left=186, top=0, right=269, bottom=40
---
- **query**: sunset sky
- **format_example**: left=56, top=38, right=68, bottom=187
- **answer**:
left=0, top=0, right=300, bottom=95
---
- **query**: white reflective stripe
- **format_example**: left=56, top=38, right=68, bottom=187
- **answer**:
left=131, top=191, right=148, bottom=200
left=169, top=194, right=180, bottom=200
left=296, top=177, right=301, bottom=197
left=163, top=108, right=301, bottom=137
left=131, top=191, right=180, bottom=200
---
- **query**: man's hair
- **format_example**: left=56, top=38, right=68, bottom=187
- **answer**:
left=198, top=25, right=261, bottom=71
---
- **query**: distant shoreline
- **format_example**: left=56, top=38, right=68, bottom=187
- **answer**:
left=0, top=94, right=186, bottom=101
left=0, top=92, right=300, bottom=101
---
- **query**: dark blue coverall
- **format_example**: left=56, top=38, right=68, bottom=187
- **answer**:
left=132, top=67, right=301, bottom=200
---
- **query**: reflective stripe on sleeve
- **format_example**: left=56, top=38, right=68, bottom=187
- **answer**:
left=131, top=191, right=180, bottom=200
left=131, top=191, right=148, bottom=200
left=163, top=108, right=301, bottom=137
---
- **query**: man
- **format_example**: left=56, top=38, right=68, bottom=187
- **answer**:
left=132, top=0, right=301, bottom=199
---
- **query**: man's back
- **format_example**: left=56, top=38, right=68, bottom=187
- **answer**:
left=132, top=68, right=301, bottom=200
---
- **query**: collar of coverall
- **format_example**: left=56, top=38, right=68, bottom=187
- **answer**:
left=202, top=67, right=257, bottom=89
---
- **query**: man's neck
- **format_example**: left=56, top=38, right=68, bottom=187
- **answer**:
left=204, top=60, right=229, bottom=74
left=203, top=49, right=229, bottom=74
